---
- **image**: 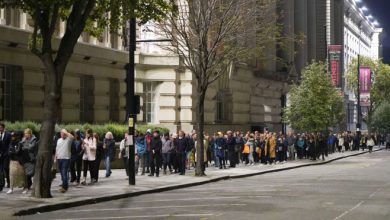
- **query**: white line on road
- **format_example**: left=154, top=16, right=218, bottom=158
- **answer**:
left=52, top=213, right=217, bottom=220
left=65, top=203, right=246, bottom=213
left=132, top=195, right=271, bottom=203
left=332, top=201, right=365, bottom=220
left=331, top=180, right=390, bottom=220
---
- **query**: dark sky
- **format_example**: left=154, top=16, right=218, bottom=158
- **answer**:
left=364, top=0, right=390, bottom=63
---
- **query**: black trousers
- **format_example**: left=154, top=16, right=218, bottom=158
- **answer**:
left=228, top=150, right=236, bottom=167
left=177, top=152, right=186, bottom=174
left=150, top=153, right=161, bottom=176
left=83, top=160, right=95, bottom=180
left=2, top=157, right=9, bottom=187
left=70, top=157, right=82, bottom=183
left=94, top=158, right=102, bottom=181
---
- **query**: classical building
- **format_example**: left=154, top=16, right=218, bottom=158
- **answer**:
left=343, top=0, right=383, bottom=131
left=1, top=1, right=362, bottom=134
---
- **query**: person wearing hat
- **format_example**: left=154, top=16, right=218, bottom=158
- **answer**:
left=149, top=130, right=162, bottom=177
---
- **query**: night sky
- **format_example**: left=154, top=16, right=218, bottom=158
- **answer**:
left=364, top=0, right=390, bottom=63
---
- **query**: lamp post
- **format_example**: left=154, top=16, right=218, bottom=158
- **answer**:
left=126, top=5, right=171, bottom=185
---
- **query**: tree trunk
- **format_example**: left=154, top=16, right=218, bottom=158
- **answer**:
left=32, top=56, right=62, bottom=198
left=195, top=87, right=206, bottom=176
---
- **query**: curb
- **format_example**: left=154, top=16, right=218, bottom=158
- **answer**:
left=13, top=148, right=382, bottom=216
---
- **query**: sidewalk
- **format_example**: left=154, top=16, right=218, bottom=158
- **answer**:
left=0, top=147, right=382, bottom=218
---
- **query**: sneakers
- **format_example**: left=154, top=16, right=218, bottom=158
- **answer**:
left=22, top=189, right=28, bottom=194
left=6, top=189, right=13, bottom=194
left=59, top=187, right=67, bottom=193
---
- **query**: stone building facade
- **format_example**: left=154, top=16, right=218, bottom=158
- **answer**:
left=1, top=1, right=367, bottom=134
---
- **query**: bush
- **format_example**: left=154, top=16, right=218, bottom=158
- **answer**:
left=2, top=121, right=170, bottom=142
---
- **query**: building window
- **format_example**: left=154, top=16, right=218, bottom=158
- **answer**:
left=215, top=90, right=231, bottom=123
left=143, top=82, right=158, bottom=123
left=80, top=75, right=95, bottom=123
left=0, top=65, right=23, bottom=122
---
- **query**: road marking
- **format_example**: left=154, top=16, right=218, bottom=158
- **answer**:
left=332, top=201, right=365, bottom=220
left=53, top=213, right=217, bottom=220
left=65, top=203, right=246, bottom=213
left=332, top=180, right=390, bottom=220
left=132, top=195, right=271, bottom=203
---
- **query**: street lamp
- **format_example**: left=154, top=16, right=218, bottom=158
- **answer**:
left=356, top=21, right=363, bottom=131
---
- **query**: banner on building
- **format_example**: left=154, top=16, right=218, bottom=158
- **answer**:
left=328, top=45, right=342, bottom=87
left=359, top=66, right=371, bottom=107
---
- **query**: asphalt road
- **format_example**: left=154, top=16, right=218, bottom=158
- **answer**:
left=16, top=150, right=390, bottom=220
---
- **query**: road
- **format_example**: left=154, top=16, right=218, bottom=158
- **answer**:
left=16, top=150, right=390, bottom=220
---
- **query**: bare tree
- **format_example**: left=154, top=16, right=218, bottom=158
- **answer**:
left=158, top=0, right=289, bottom=176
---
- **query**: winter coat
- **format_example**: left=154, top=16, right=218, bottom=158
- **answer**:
left=266, top=137, right=276, bottom=158
left=19, top=136, right=38, bottom=164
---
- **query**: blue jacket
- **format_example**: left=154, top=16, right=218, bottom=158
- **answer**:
left=136, top=137, right=146, bottom=156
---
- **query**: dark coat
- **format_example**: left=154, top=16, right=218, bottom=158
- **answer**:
left=151, top=136, right=162, bottom=154
left=226, top=137, right=236, bottom=152
left=71, top=139, right=84, bottom=161
left=175, top=137, right=188, bottom=153
left=19, top=136, right=38, bottom=164
left=215, top=137, right=226, bottom=158
left=0, top=131, right=12, bottom=158
left=103, top=138, right=116, bottom=161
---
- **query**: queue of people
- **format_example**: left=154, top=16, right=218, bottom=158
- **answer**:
left=0, top=121, right=384, bottom=195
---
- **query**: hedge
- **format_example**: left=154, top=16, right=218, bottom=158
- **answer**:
left=2, top=121, right=170, bottom=142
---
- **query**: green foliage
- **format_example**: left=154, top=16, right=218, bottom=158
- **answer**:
left=0, top=0, right=174, bottom=36
left=371, top=102, right=390, bottom=133
left=2, top=121, right=169, bottom=142
left=283, top=61, right=345, bottom=132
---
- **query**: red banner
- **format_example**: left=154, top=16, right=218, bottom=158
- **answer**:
left=359, top=67, right=371, bottom=107
left=328, top=45, right=342, bottom=87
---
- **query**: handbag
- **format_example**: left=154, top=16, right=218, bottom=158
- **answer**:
left=24, top=162, right=35, bottom=176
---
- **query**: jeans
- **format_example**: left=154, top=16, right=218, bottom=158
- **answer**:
left=70, top=157, right=82, bottom=183
left=139, top=154, right=147, bottom=174
left=162, top=153, right=172, bottom=172
left=58, top=159, right=70, bottom=190
left=104, top=156, right=112, bottom=177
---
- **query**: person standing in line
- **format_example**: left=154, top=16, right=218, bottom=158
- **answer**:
left=81, top=129, right=97, bottom=185
left=367, top=135, right=375, bottom=153
left=70, top=131, right=83, bottom=185
left=216, top=132, right=227, bottom=169
left=176, top=131, right=188, bottom=175
left=103, top=132, right=116, bottom=178
left=136, top=133, right=146, bottom=175
left=226, top=131, right=236, bottom=168
left=55, top=129, right=74, bottom=193
left=161, top=133, right=173, bottom=175
left=0, top=123, right=12, bottom=191
left=145, top=129, right=153, bottom=174
left=19, top=128, right=37, bottom=194
left=93, top=133, right=103, bottom=183
left=6, top=132, right=25, bottom=194
left=149, top=130, right=162, bottom=177
left=337, top=133, right=344, bottom=153
left=286, top=132, right=296, bottom=160
left=119, top=133, right=129, bottom=177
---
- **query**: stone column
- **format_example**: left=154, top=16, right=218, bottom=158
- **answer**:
left=0, top=8, right=6, bottom=25
left=19, top=11, right=27, bottom=29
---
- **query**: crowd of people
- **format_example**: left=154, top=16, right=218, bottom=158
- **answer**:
left=0, top=122, right=386, bottom=195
